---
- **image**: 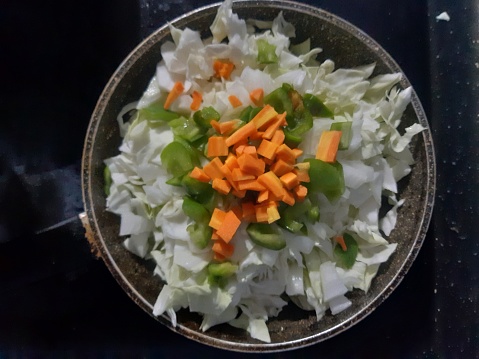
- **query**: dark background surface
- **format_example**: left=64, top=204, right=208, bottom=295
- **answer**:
left=1, top=0, right=478, bottom=357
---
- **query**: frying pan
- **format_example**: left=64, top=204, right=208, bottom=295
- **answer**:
left=81, top=0, right=435, bottom=352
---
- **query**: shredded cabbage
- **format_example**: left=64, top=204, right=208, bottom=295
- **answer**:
left=104, top=0, right=424, bottom=343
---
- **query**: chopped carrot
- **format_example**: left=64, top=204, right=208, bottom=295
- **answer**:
left=230, top=205, right=243, bottom=219
left=291, top=148, right=303, bottom=158
left=216, top=210, right=241, bottom=243
left=225, top=122, right=257, bottom=147
left=190, top=91, right=202, bottom=111
left=203, top=157, right=224, bottom=179
left=282, top=189, right=296, bottom=206
left=262, top=112, right=286, bottom=140
left=270, top=159, right=294, bottom=177
left=257, top=171, right=284, bottom=198
left=249, top=88, right=264, bottom=106
left=275, top=144, right=296, bottom=164
left=235, top=144, right=246, bottom=156
left=213, top=252, right=226, bottom=262
left=189, top=167, right=211, bottom=183
left=241, top=202, right=256, bottom=222
left=225, top=153, right=239, bottom=170
left=209, top=208, right=227, bottom=230
left=237, top=153, right=265, bottom=177
left=232, top=168, right=255, bottom=181
left=293, top=168, right=310, bottom=183
left=212, top=178, right=232, bottom=195
left=315, top=130, right=342, bottom=163
left=232, top=189, right=247, bottom=198
left=211, top=230, right=220, bottom=240
left=255, top=204, right=269, bottom=223
left=237, top=179, right=266, bottom=192
left=250, top=130, right=265, bottom=140
left=257, top=190, right=269, bottom=203
left=335, top=235, right=348, bottom=251
left=294, top=184, right=308, bottom=200
left=212, top=240, right=235, bottom=258
left=219, top=120, right=241, bottom=135
left=228, top=95, right=243, bottom=108
left=243, top=146, right=257, bottom=155
left=163, top=81, right=184, bottom=110
left=266, top=204, right=280, bottom=223
left=257, top=139, right=278, bottom=160
left=207, top=136, right=229, bottom=157
left=271, top=129, right=285, bottom=145
left=210, top=120, right=221, bottom=133
left=213, top=59, right=235, bottom=79
left=280, top=172, right=300, bottom=190
left=251, top=105, right=279, bottom=130
left=220, top=164, right=239, bottom=191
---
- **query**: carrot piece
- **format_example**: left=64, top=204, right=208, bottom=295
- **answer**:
left=291, top=148, right=303, bottom=158
left=225, top=153, right=239, bottom=170
left=212, top=240, right=235, bottom=258
left=163, top=81, right=184, bottom=110
left=213, top=59, right=235, bottom=79
left=219, top=119, right=241, bottom=135
left=235, top=144, right=246, bottom=156
left=211, top=230, right=220, bottom=240
left=212, top=178, right=232, bottom=195
left=232, top=189, right=247, bottom=198
left=255, top=204, right=269, bottom=223
left=257, top=190, right=269, bottom=203
left=249, top=88, right=264, bottom=106
left=237, top=179, right=266, bottom=192
left=270, top=159, right=294, bottom=177
left=216, top=210, right=241, bottom=243
left=209, top=208, right=227, bottom=230
left=294, top=184, right=308, bottom=200
left=220, top=164, right=239, bottom=191
left=257, top=171, right=284, bottom=198
left=282, top=189, right=296, bottom=206
left=262, top=112, right=286, bottom=140
left=315, top=130, right=342, bottom=163
left=237, top=153, right=265, bottom=177
left=335, top=235, right=348, bottom=251
left=190, top=91, right=202, bottom=111
left=280, top=172, right=300, bottom=190
left=266, top=204, right=280, bottom=223
left=249, top=131, right=265, bottom=141
left=213, top=252, right=226, bottom=262
left=243, top=146, right=257, bottom=155
left=251, top=105, right=279, bottom=130
left=189, top=167, right=210, bottom=183
left=228, top=95, right=243, bottom=108
left=210, top=120, right=221, bottom=133
left=293, top=168, right=310, bottom=183
left=225, top=122, right=256, bottom=147
left=241, top=202, right=256, bottom=222
left=257, top=139, right=278, bottom=160
left=275, top=144, right=296, bottom=164
left=231, top=205, right=243, bottom=219
left=271, top=129, right=285, bottom=145
left=203, top=157, right=224, bottom=179
left=207, top=136, right=229, bottom=157
left=232, top=168, right=255, bottom=181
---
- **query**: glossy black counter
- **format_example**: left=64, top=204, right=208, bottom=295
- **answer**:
left=0, top=0, right=477, bottom=357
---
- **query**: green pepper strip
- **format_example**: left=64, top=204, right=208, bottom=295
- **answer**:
left=304, top=158, right=345, bottom=202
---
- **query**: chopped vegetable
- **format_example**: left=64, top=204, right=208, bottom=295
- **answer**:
left=163, top=81, right=184, bottom=110
left=207, top=136, right=229, bottom=157
left=213, top=59, right=235, bottom=79
left=246, top=223, right=286, bottom=250
left=315, top=130, right=342, bottom=163
left=228, top=95, right=243, bottom=108
left=256, top=39, right=279, bottom=64
left=334, top=233, right=359, bottom=269
left=190, top=91, right=203, bottom=111
left=249, top=88, right=264, bottom=106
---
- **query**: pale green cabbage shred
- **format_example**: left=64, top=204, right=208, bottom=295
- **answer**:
left=105, top=0, right=425, bottom=343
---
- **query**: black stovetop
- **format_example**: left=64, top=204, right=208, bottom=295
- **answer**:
left=1, top=0, right=478, bottom=357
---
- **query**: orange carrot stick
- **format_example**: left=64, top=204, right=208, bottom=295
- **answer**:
left=190, top=91, right=202, bottom=111
left=163, top=81, right=184, bottom=110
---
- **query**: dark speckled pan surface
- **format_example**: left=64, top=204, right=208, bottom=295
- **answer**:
left=81, top=0, right=435, bottom=352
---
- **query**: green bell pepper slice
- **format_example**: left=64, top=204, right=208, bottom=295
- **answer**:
left=263, top=87, right=293, bottom=117
left=193, top=106, right=220, bottom=128
left=330, top=121, right=352, bottom=150
left=103, top=165, right=112, bottom=196
left=207, top=262, right=238, bottom=288
left=304, top=158, right=345, bottom=202
left=160, top=141, right=197, bottom=178
left=302, top=94, right=333, bottom=118
left=334, top=233, right=359, bottom=269
left=246, top=223, right=286, bottom=250
left=138, top=101, right=180, bottom=123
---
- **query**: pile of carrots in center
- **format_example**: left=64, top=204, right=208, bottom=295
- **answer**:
left=188, top=103, right=311, bottom=261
